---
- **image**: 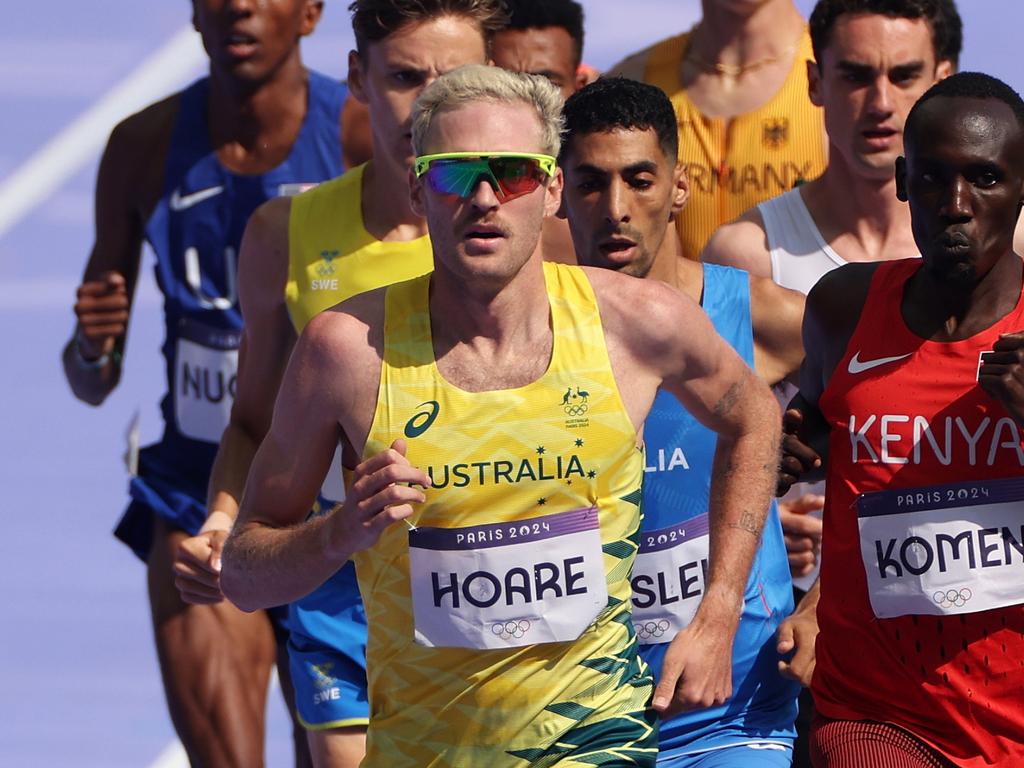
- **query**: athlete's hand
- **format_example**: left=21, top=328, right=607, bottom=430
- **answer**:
left=777, top=409, right=822, bottom=496
left=777, top=602, right=818, bottom=687
left=779, top=493, right=824, bottom=578
left=328, top=439, right=430, bottom=554
left=653, top=608, right=737, bottom=716
left=173, top=530, right=228, bottom=605
left=979, top=332, right=1024, bottom=424
left=74, top=270, right=129, bottom=359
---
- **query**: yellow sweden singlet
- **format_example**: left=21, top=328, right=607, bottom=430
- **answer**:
left=356, top=262, right=656, bottom=766
left=285, top=163, right=433, bottom=333
left=644, top=28, right=827, bottom=260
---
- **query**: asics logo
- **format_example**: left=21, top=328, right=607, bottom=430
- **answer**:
left=847, top=351, right=912, bottom=375
left=170, top=185, right=224, bottom=211
left=404, top=401, right=440, bottom=438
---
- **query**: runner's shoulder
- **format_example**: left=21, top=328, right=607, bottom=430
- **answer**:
left=308, top=286, right=386, bottom=352
left=804, top=262, right=881, bottom=352
left=807, top=262, right=880, bottom=313
left=106, top=92, right=180, bottom=165
left=584, top=266, right=693, bottom=357
left=101, top=92, right=181, bottom=209
left=701, top=207, right=770, bottom=273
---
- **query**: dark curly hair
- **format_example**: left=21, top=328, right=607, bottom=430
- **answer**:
left=809, top=0, right=963, bottom=69
left=561, top=77, right=678, bottom=163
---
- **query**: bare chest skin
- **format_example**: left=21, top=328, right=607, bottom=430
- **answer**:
left=434, top=334, right=554, bottom=393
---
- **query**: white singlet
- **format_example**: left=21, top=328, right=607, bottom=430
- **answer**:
left=758, top=187, right=846, bottom=295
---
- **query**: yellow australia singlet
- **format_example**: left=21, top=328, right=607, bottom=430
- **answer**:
left=356, top=262, right=656, bottom=766
left=285, top=163, right=433, bottom=332
left=644, top=28, right=827, bottom=260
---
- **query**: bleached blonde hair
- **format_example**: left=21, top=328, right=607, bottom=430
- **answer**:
left=411, top=64, right=565, bottom=156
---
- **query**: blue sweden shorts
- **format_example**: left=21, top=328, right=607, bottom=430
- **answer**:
left=288, top=560, right=370, bottom=730
left=658, top=743, right=793, bottom=767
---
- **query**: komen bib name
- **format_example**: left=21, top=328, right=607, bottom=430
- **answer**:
left=857, top=477, right=1024, bottom=619
left=407, top=506, right=607, bottom=650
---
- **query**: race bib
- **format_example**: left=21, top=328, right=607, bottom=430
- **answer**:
left=173, top=319, right=239, bottom=443
left=630, top=514, right=710, bottom=645
left=858, top=477, right=1024, bottom=618
left=408, top=507, right=607, bottom=649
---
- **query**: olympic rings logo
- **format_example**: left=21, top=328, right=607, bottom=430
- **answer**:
left=633, top=619, right=670, bottom=640
left=492, top=620, right=531, bottom=640
left=564, top=403, right=589, bottom=416
left=933, top=587, right=973, bottom=609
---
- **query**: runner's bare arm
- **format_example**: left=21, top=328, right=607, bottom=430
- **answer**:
left=778, top=263, right=878, bottom=492
left=700, top=208, right=773, bottom=278
left=221, top=291, right=430, bottom=612
left=749, top=274, right=805, bottom=386
left=63, top=99, right=175, bottom=404
left=595, top=271, right=781, bottom=714
left=174, top=199, right=296, bottom=605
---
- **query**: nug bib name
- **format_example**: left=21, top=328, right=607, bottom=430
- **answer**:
left=174, top=318, right=240, bottom=443
left=408, top=507, right=607, bottom=650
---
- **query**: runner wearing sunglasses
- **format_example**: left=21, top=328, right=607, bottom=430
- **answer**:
left=221, top=64, right=781, bottom=766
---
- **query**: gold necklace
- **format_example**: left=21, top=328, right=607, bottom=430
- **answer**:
left=684, top=34, right=798, bottom=78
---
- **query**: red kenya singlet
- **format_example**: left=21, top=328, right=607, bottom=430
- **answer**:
left=816, top=259, right=1024, bottom=767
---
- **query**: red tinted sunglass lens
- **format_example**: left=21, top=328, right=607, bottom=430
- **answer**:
left=492, top=158, right=543, bottom=199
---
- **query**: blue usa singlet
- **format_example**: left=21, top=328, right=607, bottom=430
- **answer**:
left=115, top=71, right=345, bottom=558
left=634, top=264, right=798, bottom=758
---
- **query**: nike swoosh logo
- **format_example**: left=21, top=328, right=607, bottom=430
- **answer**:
left=169, top=185, right=224, bottom=211
left=847, top=351, right=913, bottom=375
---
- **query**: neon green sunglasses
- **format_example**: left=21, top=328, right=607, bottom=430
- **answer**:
left=414, top=152, right=557, bottom=202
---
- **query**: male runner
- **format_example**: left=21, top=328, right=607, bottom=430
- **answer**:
left=62, top=2, right=345, bottom=764
left=703, top=0, right=963, bottom=690
left=703, top=0, right=961, bottom=286
left=222, top=65, right=782, bottom=766
left=778, top=72, right=1024, bottom=767
left=610, top=0, right=828, bottom=260
left=170, top=1, right=505, bottom=765
left=491, top=0, right=588, bottom=265
left=491, top=0, right=586, bottom=100
left=560, top=76, right=803, bottom=766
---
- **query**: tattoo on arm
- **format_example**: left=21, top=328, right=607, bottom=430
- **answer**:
left=713, top=381, right=743, bottom=420
left=727, top=510, right=762, bottom=539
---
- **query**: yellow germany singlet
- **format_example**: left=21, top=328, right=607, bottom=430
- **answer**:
left=285, top=163, right=433, bottom=333
left=355, top=262, right=656, bottom=766
left=644, top=28, right=827, bottom=260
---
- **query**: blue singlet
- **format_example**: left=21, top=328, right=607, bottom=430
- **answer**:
left=634, top=264, right=798, bottom=762
left=114, top=71, right=345, bottom=558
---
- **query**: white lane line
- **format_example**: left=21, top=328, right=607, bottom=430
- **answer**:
left=146, top=669, right=282, bottom=768
left=0, top=25, right=206, bottom=242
